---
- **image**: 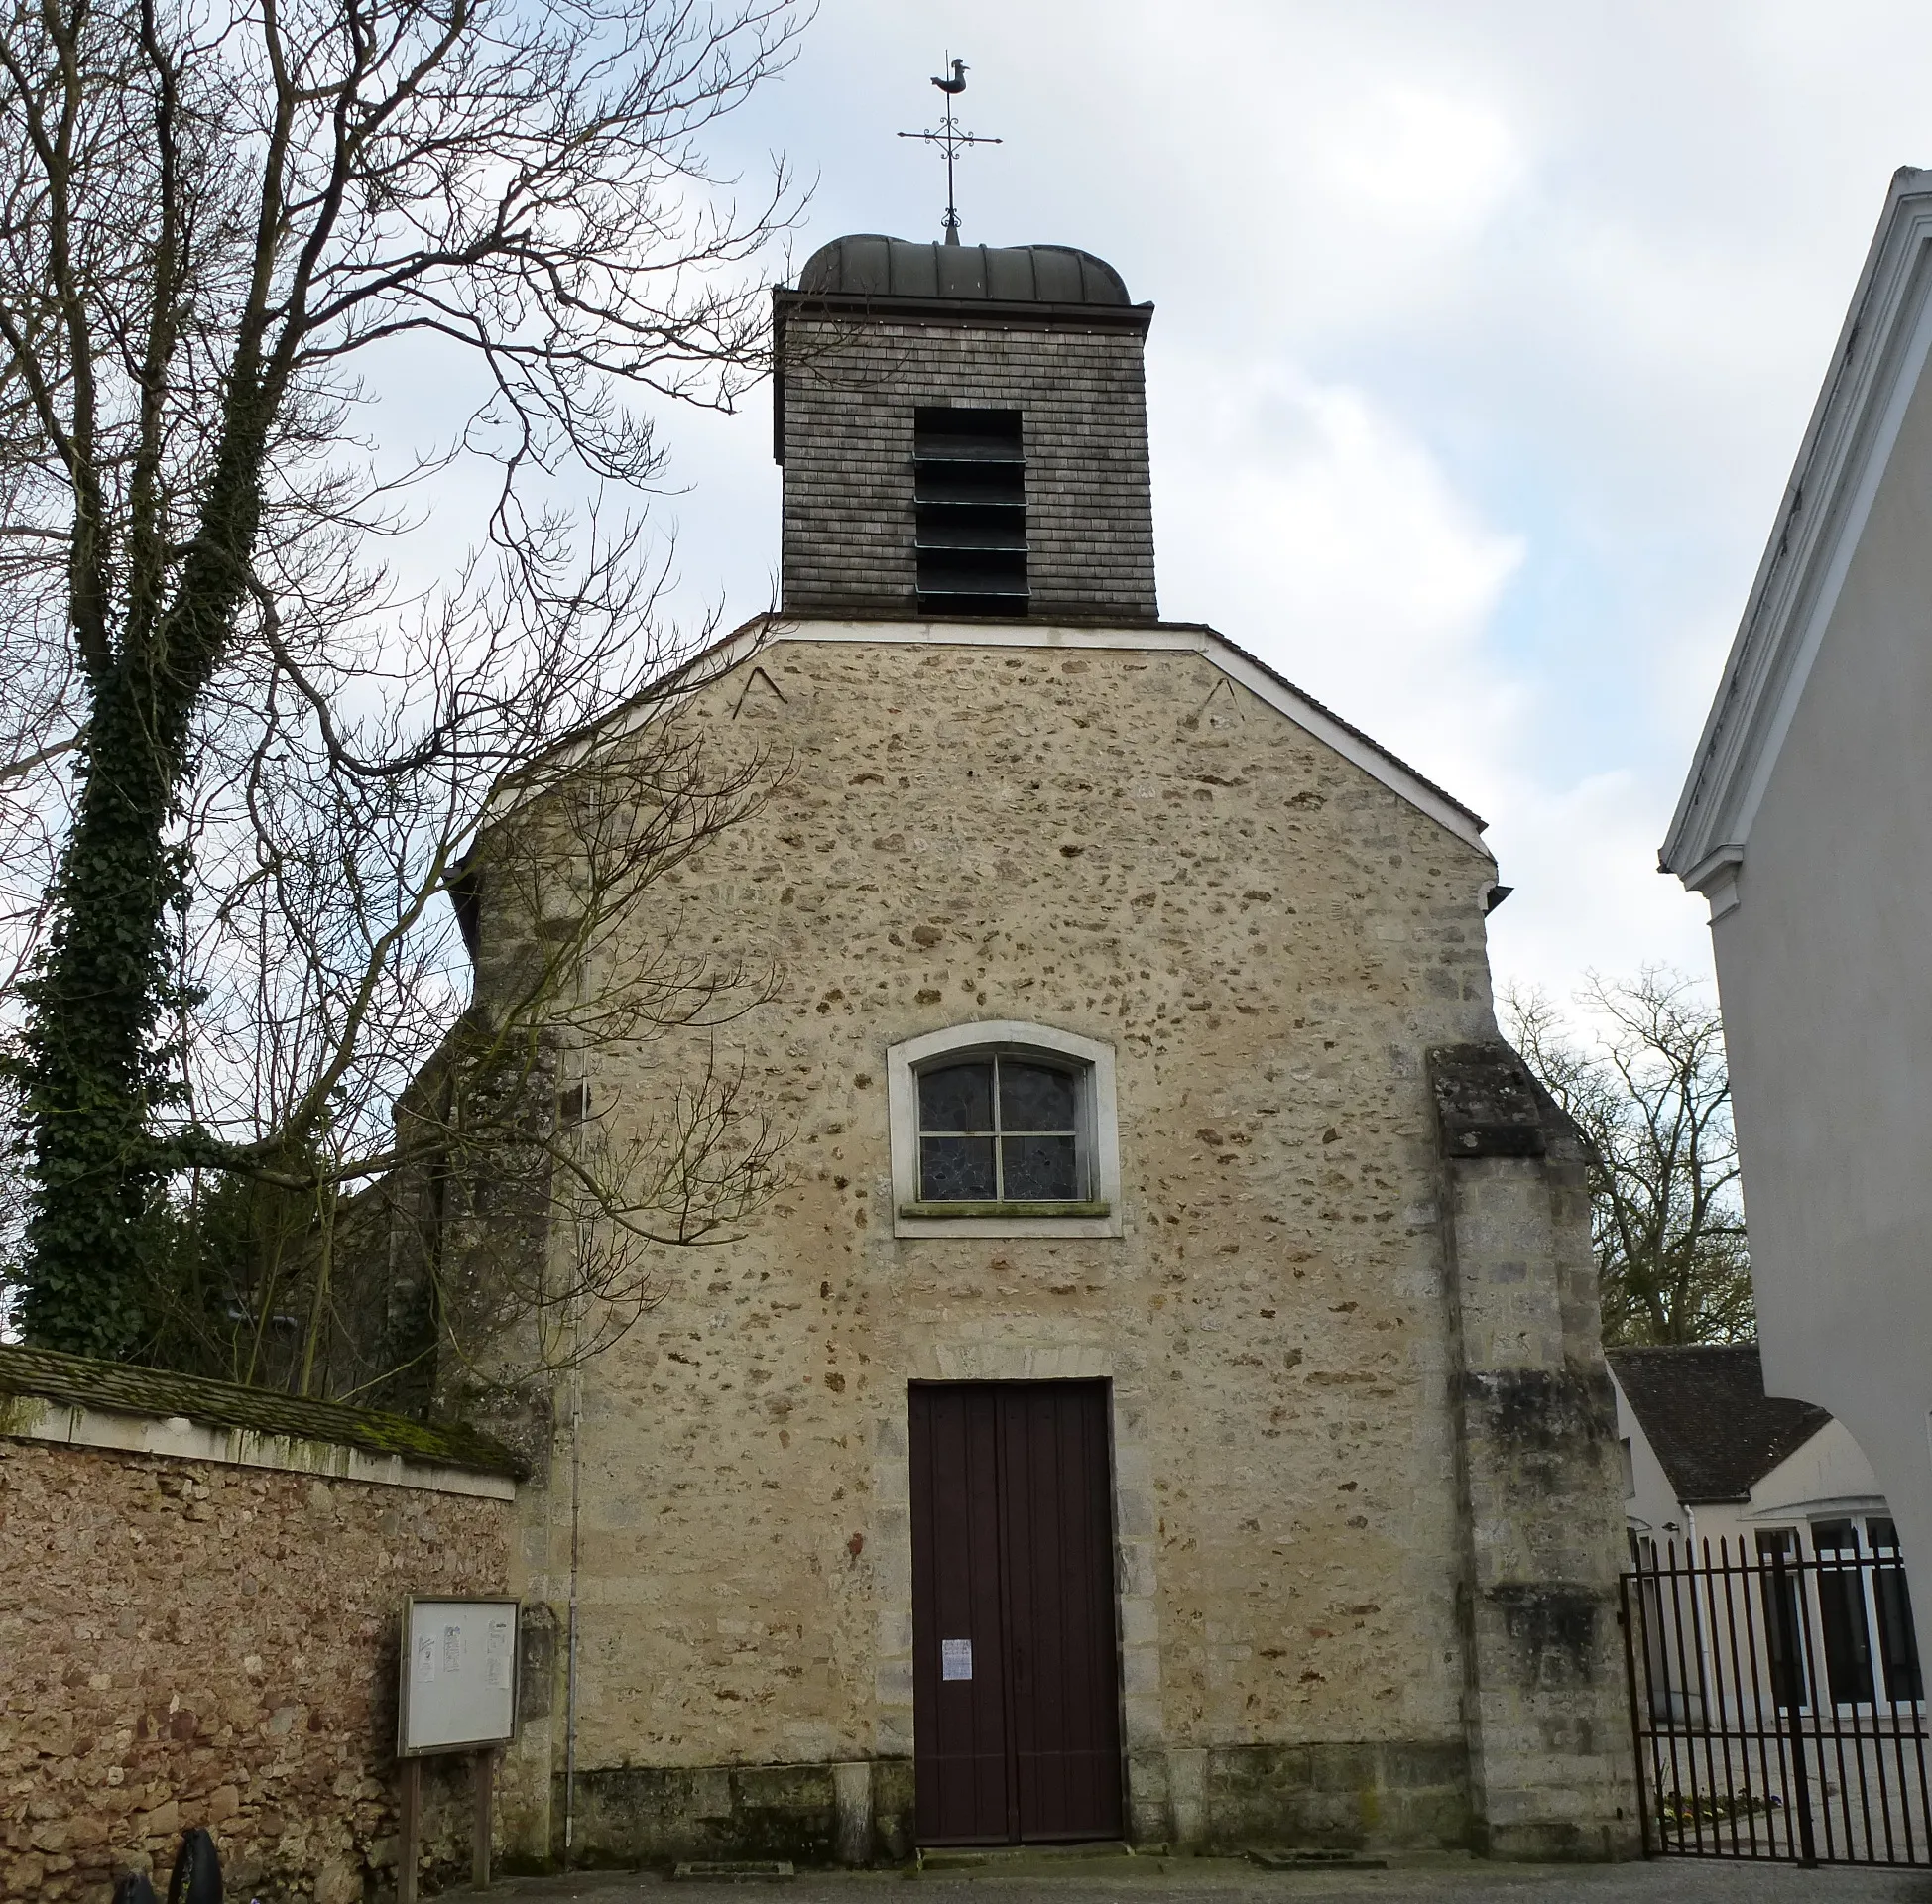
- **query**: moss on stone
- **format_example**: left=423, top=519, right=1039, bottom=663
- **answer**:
left=0, top=1341, right=525, bottom=1478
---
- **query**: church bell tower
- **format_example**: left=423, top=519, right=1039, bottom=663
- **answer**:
left=773, top=235, right=1158, bottom=623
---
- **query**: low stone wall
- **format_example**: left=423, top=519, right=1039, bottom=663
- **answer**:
left=0, top=1354, right=520, bottom=1903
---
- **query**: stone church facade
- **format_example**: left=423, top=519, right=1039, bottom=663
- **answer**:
left=488, top=235, right=1638, bottom=1864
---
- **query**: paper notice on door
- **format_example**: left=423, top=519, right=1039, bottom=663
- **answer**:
left=441, top=1624, right=463, bottom=1675
left=941, top=1637, right=973, bottom=1681
left=414, top=1633, right=436, bottom=1684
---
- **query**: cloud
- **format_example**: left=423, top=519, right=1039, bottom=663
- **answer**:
left=1309, top=81, right=1526, bottom=245
left=1141, top=348, right=1717, bottom=995
left=1149, top=353, right=1526, bottom=808
left=1484, top=768, right=1714, bottom=1004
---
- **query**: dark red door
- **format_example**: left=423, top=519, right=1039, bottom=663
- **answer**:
left=908, top=1381, right=1125, bottom=1844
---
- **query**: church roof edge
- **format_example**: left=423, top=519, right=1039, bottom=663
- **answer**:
left=471, top=614, right=1492, bottom=948
left=627, top=614, right=1489, bottom=848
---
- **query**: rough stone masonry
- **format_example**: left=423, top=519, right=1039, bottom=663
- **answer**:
left=0, top=1351, right=522, bottom=1902
left=481, top=626, right=1641, bottom=1866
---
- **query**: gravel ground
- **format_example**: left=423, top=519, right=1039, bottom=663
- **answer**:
left=439, top=1852, right=1932, bottom=1904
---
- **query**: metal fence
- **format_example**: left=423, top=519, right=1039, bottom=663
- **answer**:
left=1622, top=1537, right=1931, bottom=1865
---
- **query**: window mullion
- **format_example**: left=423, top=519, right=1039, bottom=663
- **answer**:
left=992, top=1054, right=1005, bottom=1202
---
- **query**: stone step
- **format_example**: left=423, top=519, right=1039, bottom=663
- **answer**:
left=671, top=1860, right=796, bottom=1882
left=1247, top=1849, right=1389, bottom=1872
left=918, top=1842, right=1136, bottom=1872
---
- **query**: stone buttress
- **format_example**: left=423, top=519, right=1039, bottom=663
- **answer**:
left=1429, top=1043, right=1641, bottom=1858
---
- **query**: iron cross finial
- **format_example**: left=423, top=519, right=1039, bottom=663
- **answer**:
left=898, top=53, right=1001, bottom=246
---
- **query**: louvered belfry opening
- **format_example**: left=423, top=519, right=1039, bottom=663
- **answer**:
left=914, top=407, right=1028, bottom=617
left=775, top=237, right=1157, bottom=621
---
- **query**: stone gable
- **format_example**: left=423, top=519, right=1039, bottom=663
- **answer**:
left=491, top=632, right=1632, bottom=1863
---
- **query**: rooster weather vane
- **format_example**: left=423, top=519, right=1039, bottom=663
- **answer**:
left=898, top=56, right=1001, bottom=246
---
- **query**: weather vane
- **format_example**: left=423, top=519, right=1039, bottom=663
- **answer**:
left=898, top=55, right=1001, bottom=246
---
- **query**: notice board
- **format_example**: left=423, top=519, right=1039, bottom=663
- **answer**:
left=399, top=1597, right=520, bottom=1756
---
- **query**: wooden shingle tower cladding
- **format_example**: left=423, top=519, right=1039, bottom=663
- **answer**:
left=774, top=235, right=1158, bottom=622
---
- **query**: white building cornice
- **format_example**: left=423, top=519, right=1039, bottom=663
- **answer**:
left=1663, top=170, right=1932, bottom=886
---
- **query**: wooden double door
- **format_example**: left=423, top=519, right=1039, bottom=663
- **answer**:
left=908, top=1380, right=1126, bottom=1844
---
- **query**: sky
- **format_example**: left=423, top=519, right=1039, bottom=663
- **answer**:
left=584, top=0, right=1932, bottom=1012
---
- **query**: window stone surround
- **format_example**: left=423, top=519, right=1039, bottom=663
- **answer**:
left=886, top=1019, right=1123, bottom=1239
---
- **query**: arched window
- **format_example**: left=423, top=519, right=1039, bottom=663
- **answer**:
left=887, top=1022, right=1121, bottom=1239
left=918, top=1052, right=1081, bottom=1202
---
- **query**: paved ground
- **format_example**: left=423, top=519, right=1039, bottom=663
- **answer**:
left=441, top=1853, right=1932, bottom=1904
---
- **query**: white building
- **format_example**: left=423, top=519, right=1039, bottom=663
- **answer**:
left=1612, top=1345, right=1923, bottom=1722
left=1660, top=168, right=1932, bottom=1611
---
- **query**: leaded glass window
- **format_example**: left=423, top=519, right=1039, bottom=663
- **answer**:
left=917, top=1053, right=1082, bottom=1203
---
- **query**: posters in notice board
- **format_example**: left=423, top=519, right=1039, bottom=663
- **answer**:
left=398, top=1597, right=520, bottom=1756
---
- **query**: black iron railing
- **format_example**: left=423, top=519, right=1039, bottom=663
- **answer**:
left=1623, top=1538, right=1931, bottom=1865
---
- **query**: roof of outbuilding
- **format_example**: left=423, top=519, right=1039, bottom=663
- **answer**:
left=1609, top=1343, right=1831, bottom=1504
left=0, top=1341, right=528, bottom=1479
left=794, top=235, right=1135, bottom=306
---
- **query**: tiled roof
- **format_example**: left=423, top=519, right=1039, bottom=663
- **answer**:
left=0, top=1342, right=526, bottom=1480
left=1609, top=1343, right=1830, bottom=1504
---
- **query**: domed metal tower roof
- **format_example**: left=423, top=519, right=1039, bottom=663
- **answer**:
left=794, top=235, right=1133, bottom=307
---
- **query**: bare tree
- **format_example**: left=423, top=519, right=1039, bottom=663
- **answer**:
left=0, top=0, right=807, bottom=1362
left=1505, top=968, right=1753, bottom=1346
left=130, top=664, right=790, bottom=1404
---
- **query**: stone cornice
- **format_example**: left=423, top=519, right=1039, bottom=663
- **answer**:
left=565, top=614, right=1492, bottom=857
